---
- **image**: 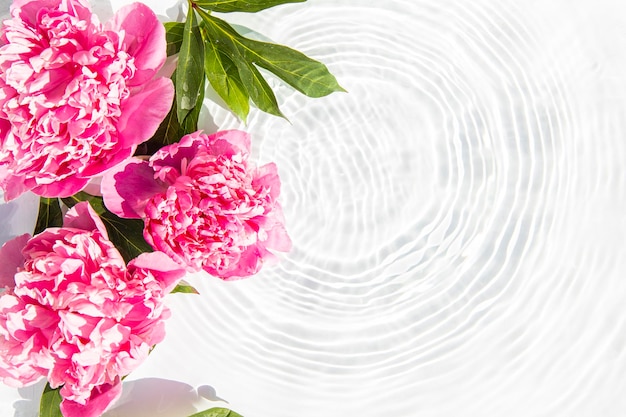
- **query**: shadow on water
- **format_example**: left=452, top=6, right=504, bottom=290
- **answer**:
left=104, top=378, right=226, bottom=417
left=11, top=380, right=45, bottom=417
left=0, top=192, right=39, bottom=246
left=10, top=378, right=225, bottom=417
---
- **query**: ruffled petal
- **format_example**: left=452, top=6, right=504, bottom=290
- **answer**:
left=9, top=0, right=61, bottom=25
left=0, top=0, right=173, bottom=200
left=101, top=157, right=166, bottom=219
left=62, top=201, right=108, bottom=238
left=253, top=162, right=281, bottom=201
left=128, top=252, right=186, bottom=293
left=262, top=203, right=293, bottom=252
left=106, top=2, right=167, bottom=86
left=0, top=173, right=30, bottom=202
left=207, top=129, right=251, bottom=158
left=0, top=234, right=29, bottom=289
left=150, top=131, right=203, bottom=175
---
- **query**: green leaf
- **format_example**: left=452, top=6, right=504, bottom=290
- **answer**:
left=176, top=10, right=206, bottom=124
left=196, top=10, right=344, bottom=118
left=242, top=37, right=345, bottom=98
left=181, top=74, right=206, bottom=134
left=39, top=383, right=63, bottom=417
left=192, top=0, right=305, bottom=13
left=34, top=197, right=63, bottom=234
left=197, top=10, right=284, bottom=118
left=165, top=22, right=185, bottom=56
left=211, top=14, right=344, bottom=97
left=61, top=192, right=106, bottom=215
left=100, top=211, right=153, bottom=263
left=171, top=280, right=200, bottom=294
left=238, top=61, right=285, bottom=118
left=62, top=193, right=153, bottom=263
left=187, top=407, right=244, bottom=417
left=201, top=25, right=250, bottom=122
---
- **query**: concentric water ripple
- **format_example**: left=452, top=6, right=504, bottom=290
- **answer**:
left=1, top=0, right=625, bottom=416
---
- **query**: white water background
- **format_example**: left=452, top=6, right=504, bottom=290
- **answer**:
left=0, top=0, right=625, bottom=416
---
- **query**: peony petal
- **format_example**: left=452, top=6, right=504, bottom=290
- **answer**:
left=11, top=0, right=94, bottom=27
left=117, top=77, right=175, bottom=148
left=61, top=0, right=94, bottom=22
left=138, top=128, right=292, bottom=278
left=128, top=252, right=186, bottom=293
left=0, top=0, right=171, bottom=200
left=10, top=0, right=61, bottom=26
left=62, top=201, right=108, bottom=238
left=30, top=176, right=90, bottom=199
left=254, top=162, right=281, bottom=201
left=0, top=114, right=11, bottom=136
left=101, top=157, right=166, bottom=219
left=79, top=146, right=134, bottom=179
left=0, top=234, right=29, bottom=289
left=150, top=131, right=203, bottom=175
left=60, top=380, right=122, bottom=417
left=263, top=204, right=293, bottom=252
left=106, top=2, right=167, bottom=86
left=0, top=173, right=30, bottom=202
left=211, top=245, right=269, bottom=280
left=82, top=176, right=103, bottom=196
left=207, top=129, right=251, bottom=157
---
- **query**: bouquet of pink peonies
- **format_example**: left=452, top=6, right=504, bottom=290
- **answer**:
left=0, top=0, right=343, bottom=416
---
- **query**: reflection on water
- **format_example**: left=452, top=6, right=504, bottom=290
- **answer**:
left=1, top=0, right=626, bottom=416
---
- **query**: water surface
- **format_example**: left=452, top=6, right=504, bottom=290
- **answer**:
left=0, top=0, right=625, bottom=416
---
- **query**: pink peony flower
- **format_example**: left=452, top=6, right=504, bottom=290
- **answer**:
left=102, top=130, right=292, bottom=280
left=0, top=0, right=174, bottom=200
left=0, top=202, right=185, bottom=417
